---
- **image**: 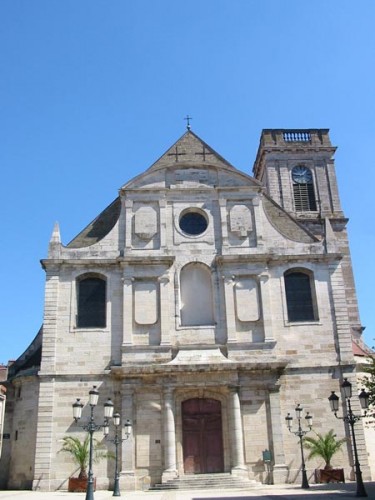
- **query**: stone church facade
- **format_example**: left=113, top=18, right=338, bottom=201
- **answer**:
left=0, top=128, right=371, bottom=490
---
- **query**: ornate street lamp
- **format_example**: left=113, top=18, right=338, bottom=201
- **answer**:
left=285, top=403, right=313, bottom=489
left=72, top=386, right=114, bottom=500
left=328, top=378, right=370, bottom=498
left=105, top=414, right=132, bottom=496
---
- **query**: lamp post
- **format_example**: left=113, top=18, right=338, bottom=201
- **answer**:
left=104, top=414, right=132, bottom=496
left=328, top=378, right=370, bottom=498
left=285, top=404, right=313, bottom=489
left=72, top=386, right=114, bottom=500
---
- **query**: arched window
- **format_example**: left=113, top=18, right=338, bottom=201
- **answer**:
left=77, top=275, right=106, bottom=328
left=291, top=166, right=317, bottom=212
left=284, top=270, right=316, bottom=322
left=180, top=263, right=214, bottom=326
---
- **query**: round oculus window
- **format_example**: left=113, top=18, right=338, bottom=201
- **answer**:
left=179, top=211, right=208, bottom=236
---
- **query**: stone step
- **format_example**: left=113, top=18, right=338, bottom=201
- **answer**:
left=150, top=473, right=260, bottom=491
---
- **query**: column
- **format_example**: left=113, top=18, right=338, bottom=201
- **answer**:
left=228, top=387, right=247, bottom=477
left=162, top=387, right=177, bottom=482
left=268, top=387, right=289, bottom=484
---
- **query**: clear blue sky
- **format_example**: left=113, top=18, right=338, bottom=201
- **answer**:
left=1, top=1, right=375, bottom=363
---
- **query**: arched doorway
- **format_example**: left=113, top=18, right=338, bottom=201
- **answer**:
left=182, top=398, right=224, bottom=474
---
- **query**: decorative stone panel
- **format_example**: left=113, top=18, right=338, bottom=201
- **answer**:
left=229, top=204, right=253, bottom=237
left=134, top=206, right=158, bottom=239
left=134, top=281, right=158, bottom=325
left=234, top=278, right=260, bottom=322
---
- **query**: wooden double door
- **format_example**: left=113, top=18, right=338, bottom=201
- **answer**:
left=182, top=398, right=224, bottom=474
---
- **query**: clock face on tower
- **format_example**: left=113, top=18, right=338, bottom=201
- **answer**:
left=292, top=166, right=313, bottom=184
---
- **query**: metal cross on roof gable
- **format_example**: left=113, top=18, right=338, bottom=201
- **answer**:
left=184, top=115, right=192, bottom=130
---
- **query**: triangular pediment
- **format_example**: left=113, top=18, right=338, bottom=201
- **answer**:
left=122, top=130, right=261, bottom=191
left=146, top=129, right=235, bottom=172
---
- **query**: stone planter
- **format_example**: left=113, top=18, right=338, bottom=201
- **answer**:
left=68, top=477, right=96, bottom=492
left=314, top=468, right=345, bottom=484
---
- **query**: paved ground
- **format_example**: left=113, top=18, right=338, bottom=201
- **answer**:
left=1, top=482, right=375, bottom=500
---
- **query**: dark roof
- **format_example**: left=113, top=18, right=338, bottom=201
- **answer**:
left=7, top=327, right=43, bottom=379
left=67, top=197, right=121, bottom=248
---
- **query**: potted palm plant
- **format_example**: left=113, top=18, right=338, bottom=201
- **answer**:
left=303, top=429, right=347, bottom=483
left=60, top=435, right=110, bottom=492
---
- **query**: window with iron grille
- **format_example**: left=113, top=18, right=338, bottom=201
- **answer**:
left=77, top=276, right=106, bottom=328
left=284, top=270, right=316, bottom=322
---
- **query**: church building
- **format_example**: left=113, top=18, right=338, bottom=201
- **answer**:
left=0, top=128, right=371, bottom=491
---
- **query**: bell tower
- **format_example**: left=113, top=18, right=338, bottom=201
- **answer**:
left=253, top=129, right=343, bottom=222
left=253, top=128, right=363, bottom=342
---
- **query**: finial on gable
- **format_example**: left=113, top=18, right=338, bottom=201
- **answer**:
left=48, top=222, right=61, bottom=258
left=50, top=222, right=61, bottom=243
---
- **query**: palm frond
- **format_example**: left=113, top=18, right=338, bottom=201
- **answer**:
left=303, top=429, right=346, bottom=467
left=60, top=434, right=113, bottom=477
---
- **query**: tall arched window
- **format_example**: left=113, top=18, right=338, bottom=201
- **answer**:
left=284, top=269, right=317, bottom=322
left=77, top=275, right=106, bottom=328
left=292, top=166, right=317, bottom=212
left=180, top=263, right=214, bottom=326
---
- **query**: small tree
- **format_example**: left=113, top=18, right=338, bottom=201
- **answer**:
left=362, top=356, right=375, bottom=420
left=60, top=435, right=110, bottom=479
left=303, top=429, right=347, bottom=470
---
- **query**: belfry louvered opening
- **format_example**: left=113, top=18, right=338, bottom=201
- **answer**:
left=293, top=183, right=317, bottom=212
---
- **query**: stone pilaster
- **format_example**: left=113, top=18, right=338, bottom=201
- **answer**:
left=219, top=197, right=228, bottom=247
left=253, top=197, right=264, bottom=248
left=223, top=276, right=237, bottom=343
left=40, top=267, right=59, bottom=373
left=159, top=275, right=171, bottom=346
left=259, top=272, right=274, bottom=342
left=119, top=384, right=136, bottom=490
left=122, top=276, right=134, bottom=346
left=125, top=199, right=133, bottom=250
left=32, top=378, right=55, bottom=491
left=268, top=387, right=288, bottom=484
left=328, top=262, right=354, bottom=364
left=159, top=198, right=166, bottom=249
